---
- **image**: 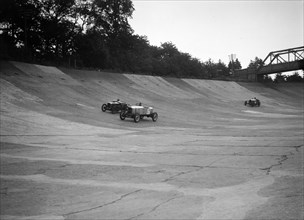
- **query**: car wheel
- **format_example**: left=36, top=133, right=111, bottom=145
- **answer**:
left=152, top=112, right=158, bottom=122
left=101, top=104, right=107, bottom=112
left=244, top=101, right=247, bottom=106
left=120, top=111, right=126, bottom=120
left=134, top=113, right=140, bottom=123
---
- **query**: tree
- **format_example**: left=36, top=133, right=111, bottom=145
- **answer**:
left=89, top=0, right=134, bottom=38
left=0, top=0, right=234, bottom=79
left=216, top=60, right=229, bottom=77
left=248, top=57, right=264, bottom=71
left=285, top=72, right=303, bottom=82
left=0, top=0, right=135, bottom=64
left=150, top=42, right=206, bottom=78
left=261, top=75, right=273, bottom=83
left=203, top=59, right=217, bottom=78
left=124, top=35, right=153, bottom=73
left=74, top=30, right=109, bottom=68
left=274, top=73, right=286, bottom=83
left=160, top=42, right=179, bottom=58
left=228, top=58, right=241, bottom=74
left=0, top=0, right=40, bottom=59
left=89, top=0, right=135, bottom=70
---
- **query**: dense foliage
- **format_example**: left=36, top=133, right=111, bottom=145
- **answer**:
left=1, top=0, right=301, bottom=81
left=0, top=0, right=238, bottom=79
left=273, top=72, right=304, bottom=83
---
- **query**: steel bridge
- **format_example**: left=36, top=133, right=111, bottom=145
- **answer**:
left=235, top=46, right=304, bottom=81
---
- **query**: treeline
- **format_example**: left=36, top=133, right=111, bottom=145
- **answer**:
left=262, top=72, right=304, bottom=83
left=0, top=0, right=243, bottom=79
left=1, top=0, right=302, bottom=81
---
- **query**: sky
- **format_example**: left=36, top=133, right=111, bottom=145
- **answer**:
left=129, top=0, right=304, bottom=69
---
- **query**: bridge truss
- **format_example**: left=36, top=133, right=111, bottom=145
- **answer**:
left=235, top=46, right=304, bottom=81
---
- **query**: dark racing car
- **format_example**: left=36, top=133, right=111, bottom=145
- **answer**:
left=244, top=98, right=261, bottom=107
left=101, top=99, right=128, bottom=113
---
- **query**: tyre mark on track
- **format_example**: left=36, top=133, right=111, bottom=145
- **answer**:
left=0, top=174, right=177, bottom=192
left=0, top=153, right=153, bottom=168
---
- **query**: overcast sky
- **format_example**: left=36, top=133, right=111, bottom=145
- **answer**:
left=129, top=0, right=303, bottom=68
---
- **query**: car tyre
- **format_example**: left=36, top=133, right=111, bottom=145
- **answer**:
left=134, top=113, right=140, bottom=123
left=152, top=112, right=158, bottom=122
left=120, top=111, right=126, bottom=120
left=101, top=104, right=107, bottom=112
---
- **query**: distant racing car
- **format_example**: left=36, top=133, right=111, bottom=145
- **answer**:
left=120, top=103, right=158, bottom=123
left=244, top=98, right=261, bottom=107
left=101, top=99, right=128, bottom=113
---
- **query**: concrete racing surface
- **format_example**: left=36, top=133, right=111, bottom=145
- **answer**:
left=0, top=61, right=303, bottom=219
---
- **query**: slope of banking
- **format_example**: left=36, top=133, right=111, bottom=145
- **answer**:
left=0, top=61, right=303, bottom=220
left=1, top=60, right=303, bottom=137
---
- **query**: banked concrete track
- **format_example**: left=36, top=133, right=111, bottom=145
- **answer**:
left=0, top=61, right=303, bottom=220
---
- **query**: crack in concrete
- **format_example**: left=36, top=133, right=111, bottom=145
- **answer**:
left=63, top=147, right=277, bottom=156
left=294, top=145, right=303, bottom=152
left=161, top=157, right=228, bottom=183
left=161, top=168, right=201, bottom=183
left=260, top=154, right=289, bottom=175
left=63, top=189, right=142, bottom=217
left=258, top=146, right=302, bottom=175
left=128, top=195, right=182, bottom=220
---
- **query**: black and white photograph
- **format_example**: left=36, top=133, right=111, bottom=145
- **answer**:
left=0, top=0, right=303, bottom=219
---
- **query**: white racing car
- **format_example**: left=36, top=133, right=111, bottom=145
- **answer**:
left=120, top=103, right=158, bottom=123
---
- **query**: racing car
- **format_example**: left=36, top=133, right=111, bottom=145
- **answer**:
left=101, top=99, right=128, bottom=113
left=120, top=103, right=158, bottom=123
left=244, top=98, right=261, bottom=107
